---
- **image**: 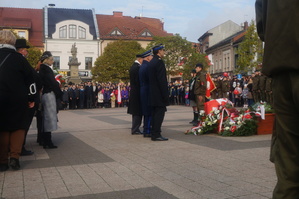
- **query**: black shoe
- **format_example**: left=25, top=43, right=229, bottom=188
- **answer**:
left=151, top=136, right=168, bottom=141
left=9, top=158, right=20, bottom=170
left=131, top=131, right=142, bottom=135
left=43, top=143, right=58, bottom=149
left=143, top=133, right=152, bottom=138
left=21, top=148, right=34, bottom=156
left=0, top=164, right=9, bottom=172
left=189, top=120, right=195, bottom=124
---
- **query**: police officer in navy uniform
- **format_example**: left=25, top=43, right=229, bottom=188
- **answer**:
left=139, top=50, right=153, bottom=138
left=148, top=44, right=169, bottom=141
left=127, top=54, right=143, bottom=135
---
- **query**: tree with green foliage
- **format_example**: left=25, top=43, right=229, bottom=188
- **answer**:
left=10, top=30, right=42, bottom=68
left=146, top=34, right=195, bottom=78
left=182, top=50, right=210, bottom=80
left=27, top=43, right=42, bottom=68
left=236, top=20, right=263, bottom=73
left=92, top=40, right=144, bottom=82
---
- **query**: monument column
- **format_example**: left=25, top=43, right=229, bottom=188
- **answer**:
left=68, top=43, right=81, bottom=84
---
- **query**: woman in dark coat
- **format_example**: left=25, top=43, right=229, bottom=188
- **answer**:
left=38, top=51, right=62, bottom=149
left=0, top=30, right=36, bottom=171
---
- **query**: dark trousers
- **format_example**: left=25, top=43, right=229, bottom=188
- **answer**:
left=0, top=130, right=25, bottom=164
left=131, top=115, right=142, bottom=134
left=271, top=72, right=299, bottom=199
left=151, top=106, right=166, bottom=139
left=24, top=107, right=36, bottom=147
left=143, top=115, right=152, bottom=134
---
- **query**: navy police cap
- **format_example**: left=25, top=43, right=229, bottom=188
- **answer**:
left=152, top=44, right=165, bottom=51
left=141, top=50, right=153, bottom=58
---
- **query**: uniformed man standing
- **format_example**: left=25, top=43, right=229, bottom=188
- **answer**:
left=210, top=76, right=218, bottom=99
left=256, top=1, right=299, bottom=198
left=194, top=63, right=207, bottom=125
left=221, top=76, right=230, bottom=99
left=127, top=54, right=143, bottom=135
left=139, top=50, right=153, bottom=138
left=252, top=71, right=260, bottom=103
left=148, top=44, right=169, bottom=141
left=216, top=76, right=223, bottom=98
left=188, top=69, right=198, bottom=125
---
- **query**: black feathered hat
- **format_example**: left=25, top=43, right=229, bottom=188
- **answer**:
left=40, top=51, right=52, bottom=62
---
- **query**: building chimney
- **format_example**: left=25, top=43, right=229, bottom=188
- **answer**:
left=243, top=21, right=249, bottom=30
left=113, top=11, right=123, bottom=17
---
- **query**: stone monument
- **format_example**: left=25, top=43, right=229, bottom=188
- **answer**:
left=68, top=43, right=81, bottom=84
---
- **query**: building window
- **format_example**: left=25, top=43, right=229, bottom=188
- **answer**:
left=140, top=31, right=152, bottom=37
left=78, top=26, right=86, bottom=39
left=53, top=56, right=60, bottom=70
left=85, top=57, right=92, bottom=70
left=69, top=24, right=77, bottom=38
left=17, top=31, right=26, bottom=38
left=110, top=28, right=123, bottom=36
left=59, top=26, right=67, bottom=38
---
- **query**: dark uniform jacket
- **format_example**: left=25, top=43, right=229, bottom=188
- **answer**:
left=221, top=80, right=230, bottom=92
left=0, top=47, right=35, bottom=132
left=256, top=0, right=299, bottom=76
left=194, top=71, right=207, bottom=96
left=252, top=75, right=260, bottom=91
left=148, top=55, right=169, bottom=107
left=259, top=74, right=267, bottom=91
left=265, top=77, right=272, bottom=92
left=127, top=60, right=142, bottom=115
left=139, top=60, right=151, bottom=116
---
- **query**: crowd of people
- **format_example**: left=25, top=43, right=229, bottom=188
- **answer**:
left=59, top=82, right=130, bottom=110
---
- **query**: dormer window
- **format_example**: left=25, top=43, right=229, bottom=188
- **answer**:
left=69, top=24, right=77, bottom=38
left=140, top=30, right=152, bottom=37
left=59, top=25, right=67, bottom=38
left=78, top=26, right=86, bottom=39
left=110, top=28, right=123, bottom=36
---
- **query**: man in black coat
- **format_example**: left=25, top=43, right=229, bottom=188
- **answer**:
left=148, top=44, right=169, bottom=141
left=16, top=39, right=42, bottom=156
left=127, top=54, right=143, bottom=135
left=0, top=31, right=36, bottom=171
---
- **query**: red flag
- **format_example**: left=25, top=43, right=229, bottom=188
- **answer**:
left=206, top=73, right=216, bottom=98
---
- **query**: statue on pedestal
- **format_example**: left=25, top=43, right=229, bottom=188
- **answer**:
left=68, top=43, right=81, bottom=84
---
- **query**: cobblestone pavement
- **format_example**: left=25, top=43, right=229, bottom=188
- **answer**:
left=0, top=105, right=275, bottom=199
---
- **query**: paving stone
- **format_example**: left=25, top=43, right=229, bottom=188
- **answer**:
left=0, top=106, right=275, bottom=199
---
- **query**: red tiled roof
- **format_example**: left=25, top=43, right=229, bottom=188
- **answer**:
left=233, top=31, right=246, bottom=43
left=96, top=12, right=172, bottom=41
left=0, top=7, right=44, bottom=47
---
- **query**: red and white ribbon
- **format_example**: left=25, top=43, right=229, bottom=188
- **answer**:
left=218, top=107, right=230, bottom=133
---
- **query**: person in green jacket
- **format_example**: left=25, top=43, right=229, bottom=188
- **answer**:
left=256, top=0, right=299, bottom=198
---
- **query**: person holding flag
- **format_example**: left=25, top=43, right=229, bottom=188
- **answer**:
left=193, top=63, right=207, bottom=126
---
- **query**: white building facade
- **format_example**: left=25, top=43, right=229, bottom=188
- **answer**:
left=44, top=7, right=100, bottom=79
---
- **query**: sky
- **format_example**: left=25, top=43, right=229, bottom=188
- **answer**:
left=1, top=0, right=256, bottom=42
